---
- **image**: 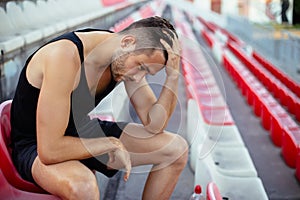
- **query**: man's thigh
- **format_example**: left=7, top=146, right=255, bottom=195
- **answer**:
left=119, top=123, right=187, bottom=168
left=31, top=157, right=98, bottom=197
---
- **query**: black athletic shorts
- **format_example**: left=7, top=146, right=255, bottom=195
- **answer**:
left=12, top=119, right=128, bottom=184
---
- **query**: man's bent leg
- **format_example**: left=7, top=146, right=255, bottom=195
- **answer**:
left=32, top=157, right=99, bottom=200
left=119, top=123, right=189, bottom=200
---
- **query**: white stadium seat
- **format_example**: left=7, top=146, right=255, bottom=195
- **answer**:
left=6, top=2, right=43, bottom=44
left=0, top=7, right=25, bottom=54
left=195, top=146, right=268, bottom=199
left=21, top=1, right=56, bottom=38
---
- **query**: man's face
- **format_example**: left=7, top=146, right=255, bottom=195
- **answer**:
left=111, top=50, right=165, bottom=82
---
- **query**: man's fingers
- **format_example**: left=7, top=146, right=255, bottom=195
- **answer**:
left=122, top=151, right=131, bottom=181
left=124, top=163, right=131, bottom=182
left=107, top=152, right=115, bottom=169
left=160, top=38, right=181, bottom=56
left=107, top=148, right=131, bottom=181
left=160, top=39, right=171, bottom=51
left=109, top=152, right=115, bottom=163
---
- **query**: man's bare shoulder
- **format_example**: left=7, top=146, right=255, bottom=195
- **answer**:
left=41, top=40, right=80, bottom=65
left=28, top=40, right=81, bottom=89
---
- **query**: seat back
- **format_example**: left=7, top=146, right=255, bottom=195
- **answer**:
left=0, top=169, right=59, bottom=199
left=0, top=99, right=12, bottom=146
left=6, top=2, right=30, bottom=30
left=206, top=182, right=222, bottom=200
left=0, top=7, right=16, bottom=36
left=0, top=100, right=46, bottom=193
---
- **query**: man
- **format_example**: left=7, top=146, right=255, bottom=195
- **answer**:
left=10, top=16, right=188, bottom=199
left=281, top=0, right=290, bottom=24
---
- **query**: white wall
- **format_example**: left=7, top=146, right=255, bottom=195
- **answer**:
left=193, top=0, right=212, bottom=11
left=248, top=0, right=271, bottom=23
left=221, top=0, right=239, bottom=16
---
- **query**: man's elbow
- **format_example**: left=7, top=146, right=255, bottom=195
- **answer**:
left=144, top=122, right=165, bottom=134
left=145, top=107, right=169, bottom=134
left=37, top=145, right=60, bottom=165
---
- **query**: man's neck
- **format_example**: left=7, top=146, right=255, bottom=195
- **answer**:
left=77, top=31, right=119, bottom=70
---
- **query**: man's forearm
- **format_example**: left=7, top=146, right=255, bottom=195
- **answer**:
left=145, top=75, right=179, bottom=133
left=38, top=136, right=119, bottom=165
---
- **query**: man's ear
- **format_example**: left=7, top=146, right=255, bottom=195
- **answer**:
left=121, top=35, right=136, bottom=51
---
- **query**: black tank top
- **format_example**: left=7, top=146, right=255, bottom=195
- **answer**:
left=10, top=29, right=117, bottom=147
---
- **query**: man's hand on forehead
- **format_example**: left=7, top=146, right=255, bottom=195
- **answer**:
left=160, top=36, right=181, bottom=78
left=161, top=30, right=181, bottom=56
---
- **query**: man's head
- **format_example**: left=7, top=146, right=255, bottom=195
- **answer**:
left=111, top=16, right=178, bottom=82
left=120, top=16, right=178, bottom=62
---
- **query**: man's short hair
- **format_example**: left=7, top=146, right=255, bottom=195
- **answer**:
left=119, top=16, right=178, bottom=65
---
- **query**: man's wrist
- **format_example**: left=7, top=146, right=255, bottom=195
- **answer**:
left=109, top=137, right=122, bottom=151
left=166, top=72, right=180, bottom=80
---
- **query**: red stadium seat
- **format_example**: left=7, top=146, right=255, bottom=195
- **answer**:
left=228, top=42, right=300, bottom=123
left=202, top=30, right=214, bottom=48
left=252, top=88, right=270, bottom=117
left=296, top=100, right=300, bottom=122
left=196, top=94, right=227, bottom=109
left=0, top=100, right=47, bottom=194
left=281, top=126, right=300, bottom=168
left=295, top=152, right=300, bottom=181
left=261, top=103, right=287, bottom=131
left=0, top=169, right=59, bottom=200
left=206, top=182, right=223, bottom=200
left=200, top=107, right=235, bottom=126
left=270, top=115, right=298, bottom=147
left=242, top=76, right=255, bottom=104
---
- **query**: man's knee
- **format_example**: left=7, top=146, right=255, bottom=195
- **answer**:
left=66, top=173, right=99, bottom=200
left=162, top=134, right=188, bottom=166
left=173, top=135, right=189, bottom=165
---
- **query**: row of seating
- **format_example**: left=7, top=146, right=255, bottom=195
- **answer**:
left=197, top=13, right=300, bottom=182
left=172, top=7, right=268, bottom=200
left=0, top=0, right=140, bottom=56
left=197, top=16, right=300, bottom=123
left=223, top=47, right=300, bottom=168
left=227, top=42, right=300, bottom=123
left=228, top=43, right=299, bottom=141
left=225, top=42, right=300, bottom=169
left=197, top=16, right=245, bottom=47
left=252, top=51, right=300, bottom=98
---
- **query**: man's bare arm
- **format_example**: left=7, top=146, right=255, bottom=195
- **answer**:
left=125, top=38, right=180, bottom=134
left=36, top=44, right=130, bottom=179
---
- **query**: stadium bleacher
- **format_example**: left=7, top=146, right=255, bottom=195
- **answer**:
left=190, top=6, right=300, bottom=170
left=1, top=0, right=300, bottom=199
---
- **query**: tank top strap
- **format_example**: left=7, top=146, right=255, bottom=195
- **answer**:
left=49, top=32, right=85, bottom=63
